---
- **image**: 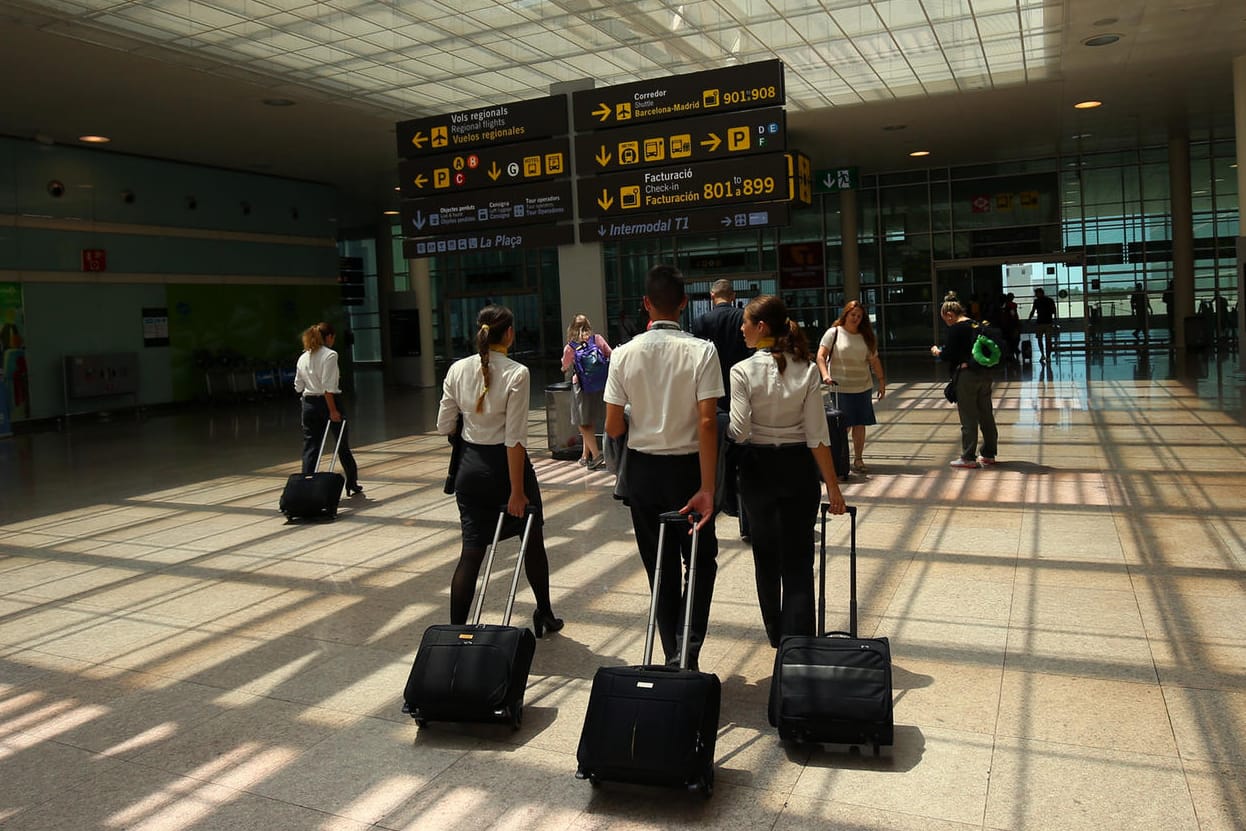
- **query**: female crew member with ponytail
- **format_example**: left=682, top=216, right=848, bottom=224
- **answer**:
left=729, top=295, right=846, bottom=647
left=294, top=321, right=362, bottom=495
left=436, top=305, right=563, bottom=636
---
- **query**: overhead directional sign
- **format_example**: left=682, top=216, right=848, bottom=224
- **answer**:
left=400, top=181, right=573, bottom=235
left=579, top=202, right=790, bottom=243
left=788, top=151, right=812, bottom=207
left=403, top=225, right=576, bottom=259
left=574, top=107, right=785, bottom=174
left=396, top=95, right=568, bottom=159
left=398, top=137, right=569, bottom=197
left=814, top=167, right=860, bottom=193
left=572, top=59, right=784, bottom=131
left=577, top=153, right=791, bottom=218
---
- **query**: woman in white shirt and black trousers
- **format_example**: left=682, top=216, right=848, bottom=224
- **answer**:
left=294, top=321, right=361, bottom=495
left=730, top=295, right=846, bottom=647
left=436, top=304, right=563, bottom=636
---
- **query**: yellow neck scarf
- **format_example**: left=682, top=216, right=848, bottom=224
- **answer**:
left=488, top=344, right=508, bottom=355
left=756, top=337, right=776, bottom=350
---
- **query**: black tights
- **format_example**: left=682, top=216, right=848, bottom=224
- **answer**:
left=449, top=525, right=554, bottom=625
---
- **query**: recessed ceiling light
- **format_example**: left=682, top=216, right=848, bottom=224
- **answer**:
left=1231, top=163, right=1239, bottom=168
left=1074, top=100, right=1102, bottom=109
left=1092, top=17, right=1118, bottom=26
left=1082, top=34, right=1121, bottom=47
left=909, top=150, right=930, bottom=157
left=382, top=210, right=400, bottom=216
left=263, top=98, right=296, bottom=107
left=1071, top=133, right=1092, bottom=139
left=79, top=135, right=110, bottom=143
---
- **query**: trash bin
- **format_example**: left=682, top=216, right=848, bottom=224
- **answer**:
left=545, top=381, right=582, bottom=460
left=1185, top=315, right=1209, bottom=350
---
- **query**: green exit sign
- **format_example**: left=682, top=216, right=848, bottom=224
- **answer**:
left=813, top=167, right=859, bottom=192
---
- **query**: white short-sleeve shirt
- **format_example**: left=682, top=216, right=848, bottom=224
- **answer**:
left=437, top=352, right=530, bottom=447
left=729, top=351, right=830, bottom=448
left=603, top=322, right=723, bottom=455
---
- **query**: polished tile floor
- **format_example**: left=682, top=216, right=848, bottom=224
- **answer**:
left=2, top=347, right=1245, bottom=830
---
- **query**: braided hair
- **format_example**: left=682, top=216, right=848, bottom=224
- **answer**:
left=744, top=294, right=810, bottom=374
left=474, top=304, right=514, bottom=413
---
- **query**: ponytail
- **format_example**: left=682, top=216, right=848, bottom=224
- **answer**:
left=301, top=325, right=323, bottom=352
left=473, top=305, right=514, bottom=413
left=744, top=295, right=810, bottom=375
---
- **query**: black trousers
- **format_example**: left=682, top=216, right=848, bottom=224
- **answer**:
left=300, top=396, right=358, bottom=485
left=625, top=450, right=718, bottom=666
left=737, top=444, right=820, bottom=643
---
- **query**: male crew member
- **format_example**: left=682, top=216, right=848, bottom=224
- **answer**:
left=605, top=265, right=722, bottom=671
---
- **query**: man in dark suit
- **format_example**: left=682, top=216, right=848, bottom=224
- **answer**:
left=691, top=279, right=751, bottom=412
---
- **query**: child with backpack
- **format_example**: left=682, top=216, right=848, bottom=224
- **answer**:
left=561, top=314, right=613, bottom=469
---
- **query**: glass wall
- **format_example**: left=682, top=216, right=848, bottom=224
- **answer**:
left=596, top=138, right=1238, bottom=351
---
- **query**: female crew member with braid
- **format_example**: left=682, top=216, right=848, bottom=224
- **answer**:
left=436, top=305, right=563, bottom=637
left=730, top=295, right=846, bottom=648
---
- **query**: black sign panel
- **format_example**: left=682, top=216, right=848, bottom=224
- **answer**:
left=395, top=95, right=568, bottom=159
left=572, top=59, right=784, bottom=131
left=401, top=181, right=573, bottom=235
left=402, top=224, right=575, bottom=259
left=398, top=137, right=570, bottom=197
left=577, top=153, right=790, bottom=218
left=579, top=202, right=790, bottom=242
left=574, top=108, right=785, bottom=175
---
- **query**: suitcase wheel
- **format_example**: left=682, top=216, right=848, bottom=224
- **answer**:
left=415, top=718, right=428, bottom=729
left=689, top=768, right=714, bottom=799
left=509, top=704, right=523, bottom=731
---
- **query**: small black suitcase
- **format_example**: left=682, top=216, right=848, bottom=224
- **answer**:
left=824, top=384, right=851, bottom=481
left=402, top=509, right=537, bottom=730
left=1020, top=339, right=1033, bottom=364
left=576, top=511, right=720, bottom=797
left=768, top=504, right=894, bottom=753
left=280, top=420, right=346, bottom=520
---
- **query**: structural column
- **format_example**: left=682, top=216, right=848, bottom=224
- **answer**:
left=840, top=188, right=860, bottom=302
left=553, top=78, right=606, bottom=336
left=1168, top=130, right=1194, bottom=348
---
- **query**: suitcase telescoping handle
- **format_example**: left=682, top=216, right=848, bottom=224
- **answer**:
left=819, top=503, right=858, bottom=638
left=644, top=511, right=702, bottom=670
left=470, top=506, right=538, bottom=627
left=315, top=419, right=347, bottom=474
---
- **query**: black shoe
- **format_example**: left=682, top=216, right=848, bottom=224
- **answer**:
left=532, top=608, right=564, bottom=638
left=345, top=483, right=364, bottom=496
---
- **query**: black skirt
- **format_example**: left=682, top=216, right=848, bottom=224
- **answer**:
left=454, top=441, right=543, bottom=547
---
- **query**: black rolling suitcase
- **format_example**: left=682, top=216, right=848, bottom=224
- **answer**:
left=823, top=384, right=851, bottom=481
left=402, top=509, right=537, bottom=730
left=768, top=504, right=894, bottom=753
left=279, top=420, right=346, bottom=520
left=576, top=511, right=720, bottom=797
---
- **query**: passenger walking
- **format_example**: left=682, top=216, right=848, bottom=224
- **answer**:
left=932, top=295, right=998, bottom=469
left=605, top=265, right=722, bottom=671
left=731, top=295, right=846, bottom=646
left=293, top=321, right=362, bottom=495
left=816, top=300, right=887, bottom=473
left=1027, top=288, right=1058, bottom=362
left=560, top=314, right=612, bottom=469
left=437, top=304, right=563, bottom=636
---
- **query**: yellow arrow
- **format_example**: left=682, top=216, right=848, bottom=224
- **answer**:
left=593, top=103, right=611, bottom=122
left=411, top=131, right=427, bottom=149
left=488, top=162, right=502, bottom=181
left=597, top=189, right=615, bottom=211
left=413, top=174, right=428, bottom=189
left=700, top=132, right=721, bottom=152
left=595, top=146, right=612, bottom=167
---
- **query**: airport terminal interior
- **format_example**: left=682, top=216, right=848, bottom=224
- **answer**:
left=2, top=0, right=1246, bottom=829
left=3, top=350, right=1246, bottom=830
